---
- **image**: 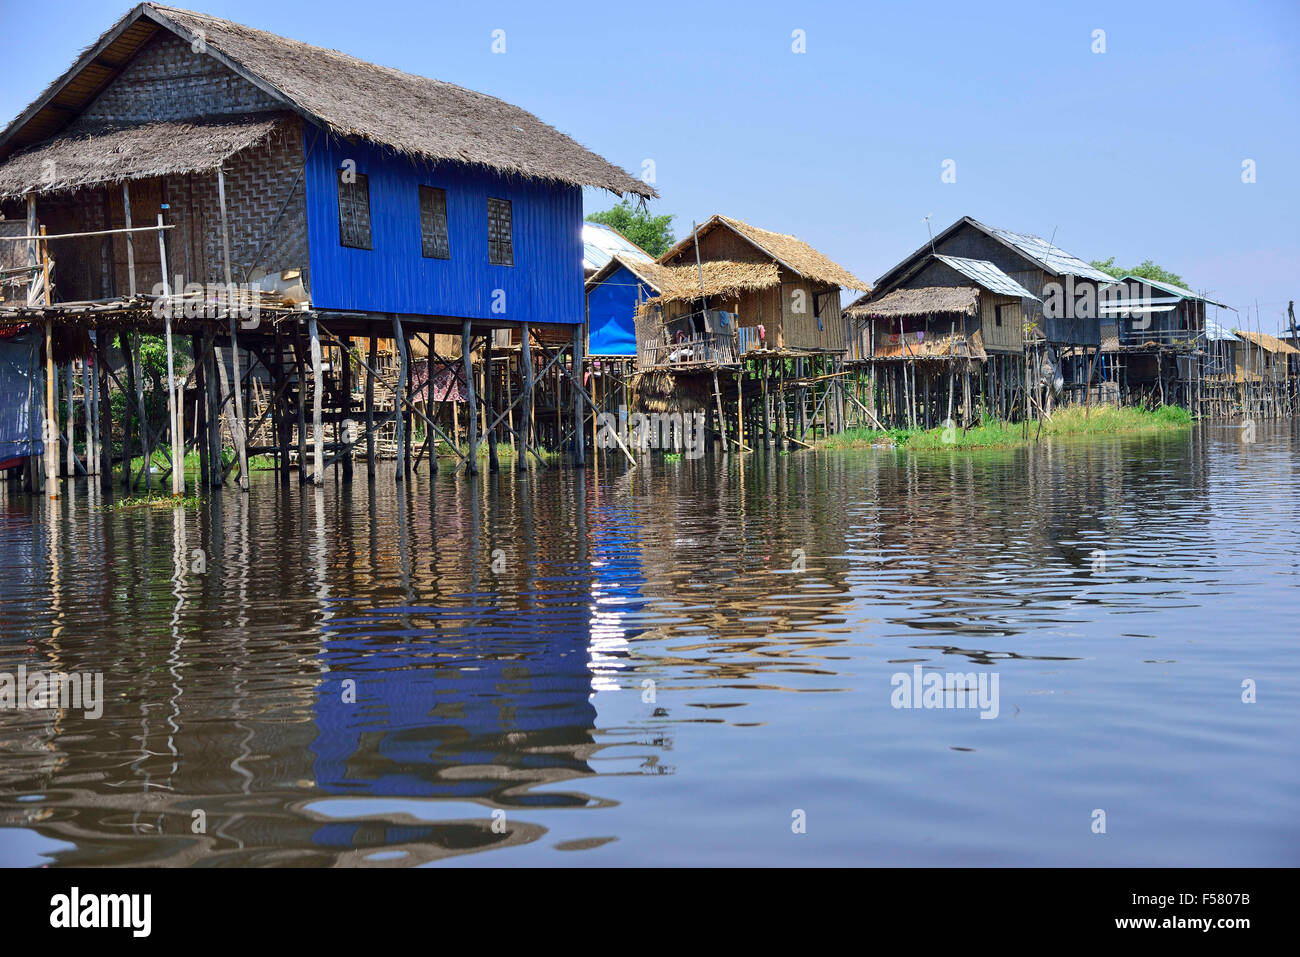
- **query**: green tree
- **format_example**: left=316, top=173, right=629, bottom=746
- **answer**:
left=586, top=200, right=676, bottom=257
left=1090, top=257, right=1188, bottom=289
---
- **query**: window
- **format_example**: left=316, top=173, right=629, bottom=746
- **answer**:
left=487, top=197, right=513, bottom=266
left=337, top=170, right=372, bottom=249
left=994, top=304, right=1004, bottom=327
left=419, top=186, right=450, bottom=259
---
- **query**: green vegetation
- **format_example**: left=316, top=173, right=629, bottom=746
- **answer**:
left=1090, top=257, right=1189, bottom=289
left=822, top=405, right=1194, bottom=452
left=586, top=200, right=676, bottom=257
left=98, top=490, right=203, bottom=512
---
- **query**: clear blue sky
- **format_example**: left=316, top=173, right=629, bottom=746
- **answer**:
left=3, top=0, right=1297, bottom=330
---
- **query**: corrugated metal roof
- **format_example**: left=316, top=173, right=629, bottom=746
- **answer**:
left=583, top=222, right=654, bottom=273
left=1117, top=274, right=1231, bottom=310
left=975, top=220, right=1116, bottom=282
left=1204, top=318, right=1237, bottom=341
left=935, top=255, right=1039, bottom=298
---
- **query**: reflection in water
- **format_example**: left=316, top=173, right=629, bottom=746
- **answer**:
left=0, top=422, right=1297, bottom=866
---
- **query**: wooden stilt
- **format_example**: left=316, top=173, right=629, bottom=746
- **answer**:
left=340, top=335, right=353, bottom=483
left=462, top=318, right=478, bottom=475
left=216, top=166, right=248, bottom=491
left=193, top=334, right=209, bottom=490
left=485, top=332, right=499, bottom=473
left=309, top=315, right=324, bottom=487
left=572, top=325, right=585, bottom=468
left=96, top=333, right=112, bottom=489
left=365, top=335, right=377, bottom=479
left=393, top=316, right=408, bottom=483
left=204, top=331, right=224, bottom=488
left=290, top=332, right=307, bottom=484
left=517, top=322, right=532, bottom=472
left=158, top=214, right=183, bottom=495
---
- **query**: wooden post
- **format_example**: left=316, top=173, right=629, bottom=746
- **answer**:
left=64, top=364, right=75, bottom=478
left=485, top=331, right=499, bottom=473
left=462, top=319, right=478, bottom=474
left=365, top=335, right=377, bottom=479
left=216, top=166, right=248, bottom=490
left=309, top=315, right=324, bottom=486
left=736, top=368, right=745, bottom=452
left=193, top=334, right=209, bottom=489
left=517, top=323, right=532, bottom=472
left=82, top=356, right=95, bottom=476
left=96, top=333, right=112, bottom=488
left=393, top=316, right=408, bottom=483
left=159, top=214, right=183, bottom=495
left=292, top=334, right=307, bottom=484
left=120, top=183, right=136, bottom=296
left=340, top=335, right=353, bottom=483
left=39, top=228, right=59, bottom=497
left=204, top=330, right=223, bottom=488
left=571, top=325, right=585, bottom=468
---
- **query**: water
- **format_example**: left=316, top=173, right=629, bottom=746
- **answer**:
left=0, top=422, right=1296, bottom=867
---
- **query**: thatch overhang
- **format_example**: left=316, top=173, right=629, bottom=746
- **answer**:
left=0, top=114, right=285, bottom=199
left=845, top=285, right=979, bottom=319
left=645, top=260, right=781, bottom=303
left=659, top=214, right=869, bottom=292
left=0, top=3, right=653, bottom=198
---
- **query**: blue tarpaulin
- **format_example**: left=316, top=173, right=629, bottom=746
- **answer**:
left=0, top=333, right=42, bottom=464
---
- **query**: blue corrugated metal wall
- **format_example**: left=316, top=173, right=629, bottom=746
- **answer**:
left=586, top=264, right=653, bottom=355
left=304, top=129, right=583, bottom=324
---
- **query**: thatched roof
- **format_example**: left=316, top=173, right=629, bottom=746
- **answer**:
left=1234, top=329, right=1300, bottom=355
left=0, top=4, right=652, bottom=198
left=644, top=260, right=781, bottom=303
left=0, top=115, right=284, bottom=199
left=660, top=214, right=869, bottom=291
left=846, top=285, right=979, bottom=319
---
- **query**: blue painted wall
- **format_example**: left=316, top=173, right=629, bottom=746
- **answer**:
left=304, top=129, right=583, bottom=325
left=586, top=264, right=655, bottom=355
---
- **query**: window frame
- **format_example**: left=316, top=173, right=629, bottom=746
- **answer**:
left=487, top=196, right=514, bottom=267
left=337, top=170, right=373, bottom=251
left=418, top=185, right=451, bottom=260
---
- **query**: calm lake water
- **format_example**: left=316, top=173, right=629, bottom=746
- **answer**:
left=1, top=421, right=1297, bottom=867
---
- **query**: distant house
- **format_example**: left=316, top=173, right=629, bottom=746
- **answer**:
left=583, top=222, right=653, bottom=279
left=844, top=252, right=1039, bottom=362
left=871, top=216, right=1113, bottom=351
left=634, top=214, right=868, bottom=371
left=1231, top=330, right=1298, bottom=383
left=1097, top=274, right=1233, bottom=405
left=583, top=227, right=655, bottom=356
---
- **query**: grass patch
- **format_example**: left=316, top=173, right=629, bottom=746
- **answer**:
left=98, top=490, right=203, bottom=512
left=822, top=405, right=1193, bottom=452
